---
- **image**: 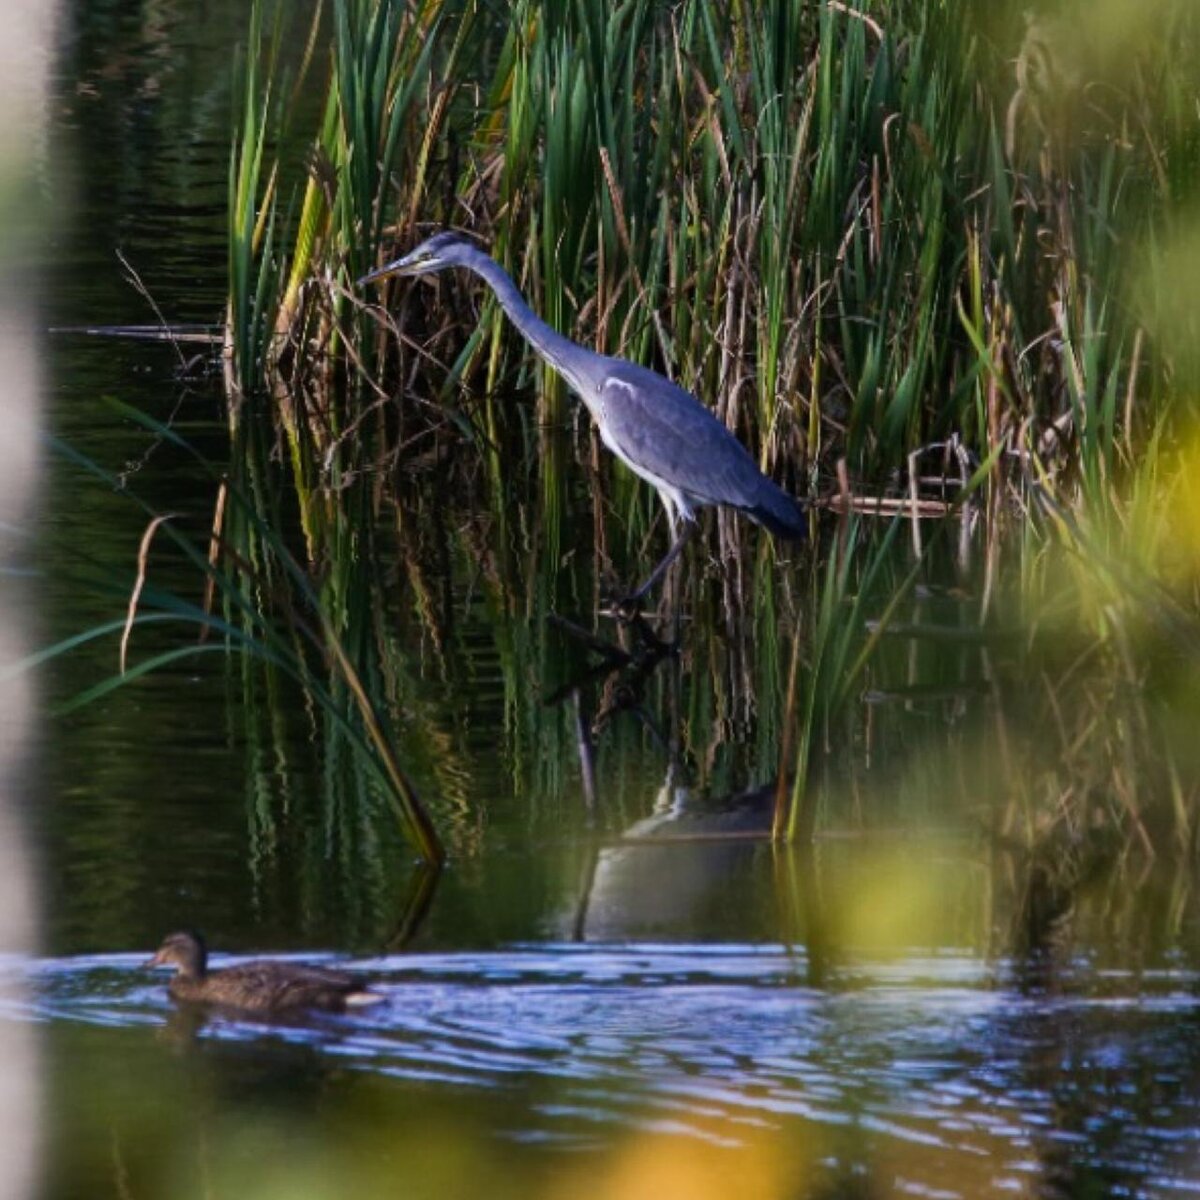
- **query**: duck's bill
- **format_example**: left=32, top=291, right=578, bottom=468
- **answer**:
left=143, top=951, right=165, bottom=968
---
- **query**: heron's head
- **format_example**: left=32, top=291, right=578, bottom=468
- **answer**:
left=145, top=930, right=208, bottom=977
left=358, top=231, right=476, bottom=286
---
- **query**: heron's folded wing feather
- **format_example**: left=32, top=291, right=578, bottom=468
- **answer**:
left=600, top=366, right=770, bottom=507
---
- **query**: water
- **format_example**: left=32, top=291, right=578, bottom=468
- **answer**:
left=3, top=2, right=1199, bottom=1197
left=19, top=932, right=1200, bottom=1197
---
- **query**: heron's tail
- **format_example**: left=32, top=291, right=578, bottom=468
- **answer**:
left=745, top=484, right=806, bottom=541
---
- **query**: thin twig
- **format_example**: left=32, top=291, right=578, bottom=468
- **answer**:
left=116, top=250, right=188, bottom=371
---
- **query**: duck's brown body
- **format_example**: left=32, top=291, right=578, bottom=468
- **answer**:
left=148, top=931, right=382, bottom=1014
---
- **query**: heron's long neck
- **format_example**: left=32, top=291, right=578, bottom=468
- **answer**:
left=463, top=251, right=592, bottom=397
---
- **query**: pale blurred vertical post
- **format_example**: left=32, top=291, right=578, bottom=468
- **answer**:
left=0, top=0, right=57, bottom=1196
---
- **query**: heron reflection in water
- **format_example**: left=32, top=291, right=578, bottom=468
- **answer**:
left=361, top=231, right=805, bottom=611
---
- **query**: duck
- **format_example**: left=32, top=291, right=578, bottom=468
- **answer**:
left=145, top=930, right=384, bottom=1014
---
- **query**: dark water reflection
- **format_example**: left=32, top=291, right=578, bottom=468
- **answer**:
left=14, top=2, right=1200, bottom=1198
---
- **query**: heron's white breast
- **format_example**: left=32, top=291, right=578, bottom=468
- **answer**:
left=593, top=381, right=698, bottom=522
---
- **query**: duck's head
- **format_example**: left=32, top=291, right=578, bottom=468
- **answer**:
left=146, top=930, right=208, bottom=978
left=358, top=231, right=478, bottom=285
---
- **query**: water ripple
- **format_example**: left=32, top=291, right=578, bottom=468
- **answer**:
left=6, top=942, right=1200, bottom=1193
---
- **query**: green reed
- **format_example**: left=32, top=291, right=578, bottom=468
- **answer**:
left=212, top=0, right=1200, bottom=848
left=226, top=0, right=279, bottom=404
left=243, top=2, right=1189, bottom=510
left=37, top=414, right=444, bottom=866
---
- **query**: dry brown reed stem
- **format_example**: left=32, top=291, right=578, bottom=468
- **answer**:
left=824, top=1, right=884, bottom=41
left=222, top=308, right=239, bottom=415
left=816, top=493, right=953, bottom=519
left=908, top=445, right=924, bottom=556
left=122, top=514, right=179, bottom=676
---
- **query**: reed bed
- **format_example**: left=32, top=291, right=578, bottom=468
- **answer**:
left=229, top=0, right=1198, bottom=504
left=207, top=0, right=1200, bottom=850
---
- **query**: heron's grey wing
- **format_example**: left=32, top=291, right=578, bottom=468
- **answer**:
left=599, top=364, right=804, bottom=537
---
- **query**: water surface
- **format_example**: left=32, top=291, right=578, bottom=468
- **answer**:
left=7, top=3, right=1200, bottom=1198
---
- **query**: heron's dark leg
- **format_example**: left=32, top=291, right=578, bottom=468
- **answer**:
left=624, top=518, right=697, bottom=604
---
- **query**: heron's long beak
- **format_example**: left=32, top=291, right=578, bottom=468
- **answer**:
left=357, top=251, right=420, bottom=287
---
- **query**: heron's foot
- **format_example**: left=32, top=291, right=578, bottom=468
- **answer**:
left=597, top=603, right=677, bottom=658
left=600, top=592, right=645, bottom=624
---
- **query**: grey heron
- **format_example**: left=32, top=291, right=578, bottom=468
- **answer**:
left=360, top=231, right=805, bottom=608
